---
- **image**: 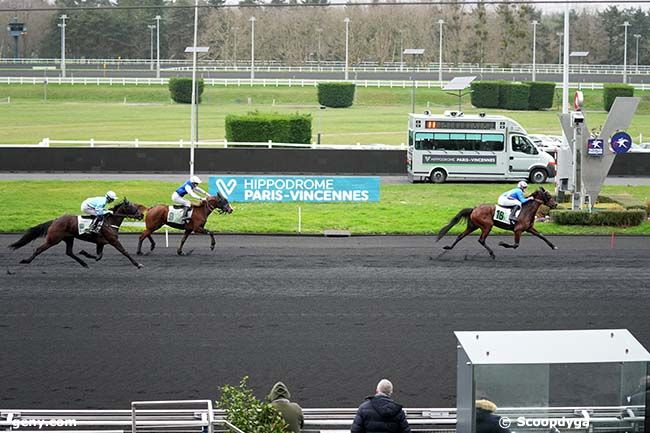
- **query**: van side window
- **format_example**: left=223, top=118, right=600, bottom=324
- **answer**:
left=511, top=136, right=539, bottom=155
left=415, top=132, right=504, bottom=151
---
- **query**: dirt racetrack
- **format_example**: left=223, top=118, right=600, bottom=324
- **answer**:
left=1, top=233, right=649, bottom=409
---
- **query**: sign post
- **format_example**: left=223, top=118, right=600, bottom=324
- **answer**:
left=32, top=66, right=56, bottom=101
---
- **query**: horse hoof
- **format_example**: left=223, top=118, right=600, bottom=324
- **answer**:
left=443, top=246, right=452, bottom=250
left=81, top=263, right=89, bottom=268
left=136, top=251, right=143, bottom=256
left=19, top=259, right=29, bottom=264
left=552, top=246, right=558, bottom=250
left=136, top=263, right=144, bottom=269
left=490, top=254, right=496, bottom=260
left=210, top=245, right=215, bottom=251
left=177, top=251, right=185, bottom=256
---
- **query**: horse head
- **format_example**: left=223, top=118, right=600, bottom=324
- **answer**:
left=111, top=198, right=144, bottom=220
left=206, top=192, right=233, bottom=214
left=532, top=188, right=557, bottom=209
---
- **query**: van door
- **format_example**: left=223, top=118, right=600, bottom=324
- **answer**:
left=508, top=134, right=540, bottom=177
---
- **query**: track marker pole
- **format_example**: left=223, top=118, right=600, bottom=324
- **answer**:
left=298, top=206, right=302, bottom=234
left=610, top=232, right=616, bottom=249
left=165, top=228, right=169, bottom=248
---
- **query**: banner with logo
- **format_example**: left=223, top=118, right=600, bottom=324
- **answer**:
left=209, top=176, right=380, bottom=203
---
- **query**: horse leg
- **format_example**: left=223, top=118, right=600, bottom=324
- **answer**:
left=177, top=229, right=192, bottom=256
left=95, top=244, right=105, bottom=261
left=477, top=227, right=495, bottom=259
left=147, top=234, right=156, bottom=252
left=499, top=231, right=522, bottom=249
left=137, top=229, right=154, bottom=255
left=443, top=224, right=477, bottom=250
left=20, top=239, right=57, bottom=264
left=194, top=226, right=216, bottom=251
left=106, top=238, right=143, bottom=268
left=527, top=227, right=558, bottom=250
left=64, top=238, right=89, bottom=268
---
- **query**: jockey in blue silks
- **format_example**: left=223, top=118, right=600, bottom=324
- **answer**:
left=171, top=175, right=209, bottom=222
left=81, top=190, right=117, bottom=233
left=498, top=181, right=532, bottom=224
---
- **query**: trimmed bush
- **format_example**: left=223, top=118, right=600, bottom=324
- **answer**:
left=168, top=77, right=204, bottom=104
left=317, top=82, right=355, bottom=108
left=225, top=111, right=312, bottom=144
left=551, top=209, right=647, bottom=226
left=528, top=81, right=556, bottom=110
left=603, top=83, right=634, bottom=112
left=499, top=83, right=530, bottom=110
left=470, top=81, right=501, bottom=108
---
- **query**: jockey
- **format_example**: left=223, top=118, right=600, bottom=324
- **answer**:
left=172, top=175, right=209, bottom=222
left=81, top=190, right=118, bottom=233
left=497, top=181, right=532, bottom=224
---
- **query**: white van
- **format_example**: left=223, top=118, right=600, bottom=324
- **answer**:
left=407, top=111, right=556, bottom=183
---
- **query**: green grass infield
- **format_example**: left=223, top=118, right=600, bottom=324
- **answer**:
left=1, top=180, right=648, bottom=235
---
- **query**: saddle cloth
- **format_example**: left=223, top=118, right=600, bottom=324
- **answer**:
left=493, top=205, right=513, bottom=225
left=77, top=215, right=99, bottom=235
left=167, top=206, right=192, bottom=224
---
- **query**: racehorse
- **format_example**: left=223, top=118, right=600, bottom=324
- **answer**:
left=436, top=188, right=558, bottom=259
left=9, top=199, right=145, bottom=268
left=136, top=193, right=233, bottom=256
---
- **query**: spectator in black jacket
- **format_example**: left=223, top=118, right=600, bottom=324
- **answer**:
left=351, top=379, right=411, bottom=433
left=475, top=399, right=511, bottom=433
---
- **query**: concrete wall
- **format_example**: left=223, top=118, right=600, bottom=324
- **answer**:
left=0, top=147, right=647, bottom=176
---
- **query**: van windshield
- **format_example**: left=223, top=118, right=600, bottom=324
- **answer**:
left=414, top=132, right=505, bottom=152
left=512, top=136, right=539, bottom=155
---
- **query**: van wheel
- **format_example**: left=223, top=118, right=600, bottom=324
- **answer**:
left=430, top=169, right=447, bottom=183
left=529, top=168, right=548, bottom=184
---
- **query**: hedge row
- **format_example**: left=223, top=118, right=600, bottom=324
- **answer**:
left=168, top=77, right=205, bottom=104
left=225, top=111, right=312, bottom=144
left=550, top=209, right=647, bottom=226
left=471, top=81, right=555, bottom=111
left=317, top=82, right=355, bottom=108
left=603, top=83, right=634, bottom=112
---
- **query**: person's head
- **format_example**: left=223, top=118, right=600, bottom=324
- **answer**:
left=517, top=180, right=528, bottom=191
left=268, top=381, right=291, bottom=401
left=376, top=379, right=393, bottom=396
left=190, top=175, right=202, bottom=187
left=105, top=190, right=118, bottom=203
left=475, top=399, right=497, bottom=413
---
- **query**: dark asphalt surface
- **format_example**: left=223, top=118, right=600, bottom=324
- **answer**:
left=1, top=234, right=649, bottom=409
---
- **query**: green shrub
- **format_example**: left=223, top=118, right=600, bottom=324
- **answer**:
left=317, top=82, right=355, bottom=108
left=168, top=77, right=204, bottom=104
left=550, top=209, right=647, bottom=226
left=217, top=377, right=288, bottom=433
left=470, top=81, right=501, bottom=108
left=599, top=193, right=646, bottom=210
left=499, top=83, right=531, bottom=110
left=225, top=111, right=312, bottom=144
left=603, top=83, right=634, bottom=112
left=528, top=82, right=556, bottom=110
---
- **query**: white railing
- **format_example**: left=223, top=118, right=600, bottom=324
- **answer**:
left=26, top=138, right=406, bottom=150
left=1, top=76, right=649, bottom=91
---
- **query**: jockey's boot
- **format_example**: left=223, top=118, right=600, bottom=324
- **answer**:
left=182, top=206, right=191, bottom=223
left=509, top=206, right=520, bottom=225
left=90, top=215, right=104, bottom=233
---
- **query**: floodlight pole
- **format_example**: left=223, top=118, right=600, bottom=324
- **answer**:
left=59, top=15, right=67, bottom=78
left=344, top=17, right=350, bottom=81
left=155, top=15, right=161, bottom=79
left=634, top=34, right=641, bottom=73
left=250, top=16, right=256, bottom=81
left=531, top=20, right=538, bottom=81
left=623, top=21, right=630, bottom=83
left=189, top=0, right=199, bottom=177
left=561, top=4, right=569, bottom=114
left=557, top=31, right=563, bottom=65
left=399, top=30, right=404, bottom=72
left=148, top=25, right=156, bottom=71
left=438, top=19, right=444, bottom=87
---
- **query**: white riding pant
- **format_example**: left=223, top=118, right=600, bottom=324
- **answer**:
left=171, top=192, right=191, bottom=207
left=498, top=196, right=520, bottom=207
left=81, top=204, right=99, bottom=216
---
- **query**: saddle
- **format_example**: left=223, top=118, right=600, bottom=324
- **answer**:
left=167, top=206, right=192, bottom=224
left=493, top=205, right=515, bottom=225
left=77, top=215, right=102, bottom=235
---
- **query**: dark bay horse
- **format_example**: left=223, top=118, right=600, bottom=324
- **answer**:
left=436, top=188, right=558, bottom=259
left=137, top=193, right=233, bottom=256
left=9, top=200, right=145, bottom=268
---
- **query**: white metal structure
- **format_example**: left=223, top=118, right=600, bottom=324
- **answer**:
left=406, top=111, right=555, bottom=183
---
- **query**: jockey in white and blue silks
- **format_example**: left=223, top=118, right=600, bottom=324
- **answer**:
left=171, top=176, right=208, bottom=221
left=497, top=181, right=532, bottom=223
left=81, top=190, right=117, bottom=233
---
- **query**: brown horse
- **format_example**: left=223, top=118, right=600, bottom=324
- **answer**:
left=436, top=188, right=558, bottom=259
left=137, top=193, right=233, bottom=256
left=9, top=199, right=145, bottom=268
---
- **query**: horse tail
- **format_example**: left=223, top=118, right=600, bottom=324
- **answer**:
left=436, top=208, right=473, bottom=242
left=9, top=221, right=53, bottom=250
